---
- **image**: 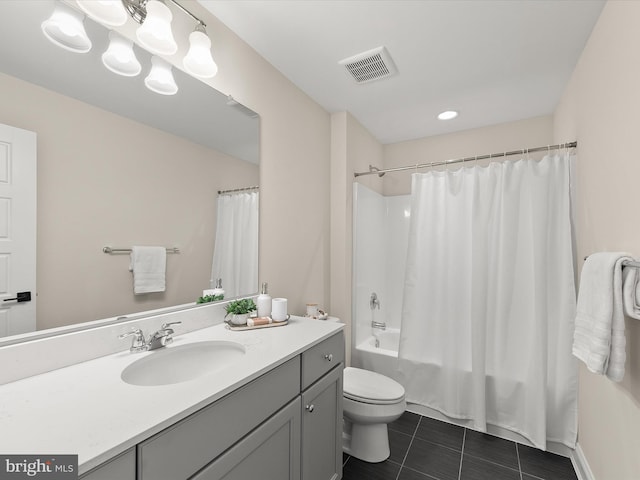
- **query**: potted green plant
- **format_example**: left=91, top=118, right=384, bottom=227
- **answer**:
left=224, top=298, right=257, bottom=325
left=196, top=294, right=224, bottom=304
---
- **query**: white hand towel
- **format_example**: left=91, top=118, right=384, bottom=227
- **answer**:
left=129, top=246, right=166, bottom=294
left=572, top=252, right=632, bottom=382
left=622, top=265, right=640, bottom=320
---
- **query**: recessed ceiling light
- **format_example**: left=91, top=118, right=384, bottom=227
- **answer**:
left=438, top=110, right=458, bottom=120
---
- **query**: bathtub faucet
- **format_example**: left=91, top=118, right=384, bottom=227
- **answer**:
left=370, top=292, right=381, bottom=310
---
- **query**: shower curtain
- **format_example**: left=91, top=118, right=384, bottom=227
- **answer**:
left=398, top=153, right=578, bottom=449
left=211, top=191, right=259, bottom=299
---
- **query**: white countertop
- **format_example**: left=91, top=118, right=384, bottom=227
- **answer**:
left=0, top=316, right=343, bottom=474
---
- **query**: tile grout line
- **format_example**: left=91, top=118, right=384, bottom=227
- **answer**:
left=394, top=414, right=422, bottom=480
left=457, top=427, right=467, bottom=480
left=516, top=443, right=523, bottom=480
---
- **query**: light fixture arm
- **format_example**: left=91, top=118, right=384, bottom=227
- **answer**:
left=121, top=0, right=206, bottom=28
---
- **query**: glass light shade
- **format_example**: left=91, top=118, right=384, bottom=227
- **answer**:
left=145, top=56, right=178, bottom=95
left=102, top=31, right=141, bottom=77
left=76, top=0, right=127, bottom=27
left=41, top=2, right=92, bottom=53
left=136, top=0, right=177, bottom=56
left=183, top=29, right=218, bottom=79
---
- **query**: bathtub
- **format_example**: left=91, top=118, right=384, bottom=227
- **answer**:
left=354, top=328, right=402, bottom=383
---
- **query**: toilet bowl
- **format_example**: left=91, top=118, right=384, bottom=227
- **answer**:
left=342, top=366, right=406, bottom=463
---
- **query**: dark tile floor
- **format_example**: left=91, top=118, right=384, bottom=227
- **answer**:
left=342, top=412, right=578, bottom=480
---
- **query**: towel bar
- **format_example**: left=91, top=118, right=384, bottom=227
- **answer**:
left=103, top=246, right=180, bottom=254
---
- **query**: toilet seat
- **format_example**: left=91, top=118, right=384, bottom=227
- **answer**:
left=343, top=367, right=405, bottom=405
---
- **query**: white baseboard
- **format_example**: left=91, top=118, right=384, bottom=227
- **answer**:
left=572, top=443, right=595, bottom=480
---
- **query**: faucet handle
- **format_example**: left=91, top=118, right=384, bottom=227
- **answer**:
left=118, top=328, right=147, bottom=353
left=161, top=321, right=182, bottom=331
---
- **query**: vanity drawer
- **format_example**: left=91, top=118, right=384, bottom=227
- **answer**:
left=138, top=357, right=300, bottom=480
left=301, top=331, right=344, bottom=390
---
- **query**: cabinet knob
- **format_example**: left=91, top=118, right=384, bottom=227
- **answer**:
left=324, top=353, right=333, bottom=362
left=305, top=404, right=315, bottom=413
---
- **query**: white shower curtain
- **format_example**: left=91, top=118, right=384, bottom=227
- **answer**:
left=398, top=153, right=578, bottom=449
left=211, top=191, right=259, bottom=299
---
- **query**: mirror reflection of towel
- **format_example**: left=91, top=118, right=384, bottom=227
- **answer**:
left=129, top=246, right=166, bottom=294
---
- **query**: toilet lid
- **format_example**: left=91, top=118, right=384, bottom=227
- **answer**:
left=343, top=367, right=405, bottom=405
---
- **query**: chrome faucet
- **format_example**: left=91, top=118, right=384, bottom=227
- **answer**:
left=119, top=321, right=182, bottom=353
left=147, top=321, right=182, bottom=350
left=118, top=328, right=148, bottom=353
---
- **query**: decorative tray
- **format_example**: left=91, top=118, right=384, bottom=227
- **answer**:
left=225, top=319, right=289, bottom=331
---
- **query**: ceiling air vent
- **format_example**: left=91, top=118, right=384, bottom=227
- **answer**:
left=339, top=46, right=397, bottom=84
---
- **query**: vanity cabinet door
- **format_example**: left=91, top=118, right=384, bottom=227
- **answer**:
left=191, top=397, right=301, bottom=480
left=79, top=448, right=135, bottom=480
left=301, top=365, right=343, bottom=480
left=138, top=358, right=300, bottom=480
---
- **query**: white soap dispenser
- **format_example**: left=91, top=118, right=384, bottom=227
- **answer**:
left=257, top=282, right=272, bottom=317
left=212, top=278, right=225, bottom=299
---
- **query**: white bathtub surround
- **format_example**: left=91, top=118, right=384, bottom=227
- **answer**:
left=399, top=153, right=577, bottom=450
left=351, top=184, right=410, bottom=349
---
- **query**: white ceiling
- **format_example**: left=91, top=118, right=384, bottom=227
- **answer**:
left=199, top=0, right=605, bottom=145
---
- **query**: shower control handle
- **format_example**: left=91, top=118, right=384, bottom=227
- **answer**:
left=305, top=404, right=315, bottom=413
left=323, top=353, right=333, bottom=362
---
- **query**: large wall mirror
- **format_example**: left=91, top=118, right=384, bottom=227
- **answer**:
left=0, top=1, right=260, bottom=342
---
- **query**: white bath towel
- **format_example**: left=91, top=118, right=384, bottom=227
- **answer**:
left=572, top=252, right=632, bottom=382
left=129, top=246, right=166, bottom=294
left=622, top=264, right=640, bottom=320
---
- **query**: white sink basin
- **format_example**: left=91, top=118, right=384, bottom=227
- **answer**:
left=121, top=341, right=246, bottom=386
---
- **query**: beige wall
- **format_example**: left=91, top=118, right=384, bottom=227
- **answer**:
left=330, top=112, right=384, bottom=362
left=383, top=115, right=554, bottom=195
left=0, top=72, right=258, bottom=330
left=554, top=2, right=640, bottom=478
left=183, top=2, right=332, bottom=316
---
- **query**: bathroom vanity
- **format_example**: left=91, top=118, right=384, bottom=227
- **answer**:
left=0, top=316, right=344, bottom=480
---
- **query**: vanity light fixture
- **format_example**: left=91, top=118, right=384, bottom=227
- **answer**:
left=183, top=24, right=218, bottom=79
left=41, top=1, right=92, bottom=53
left=42, top=0, right=218, bottom=95
left=102, top=31, right=142, bottom=77
left=76, top=0, right=128, bottom=27
left=135, top=0, right=178, bottom=56
left=145, top=56, right=178, bottom=95
left=437, top=110, right=459, bottom=120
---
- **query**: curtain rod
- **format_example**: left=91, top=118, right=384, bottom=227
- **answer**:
left=354, top=141, right=577, bottom=178
left=217, top=185, right=259, bottom=195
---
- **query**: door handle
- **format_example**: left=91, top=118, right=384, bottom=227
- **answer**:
left=4, top=291, right=31, bottom=303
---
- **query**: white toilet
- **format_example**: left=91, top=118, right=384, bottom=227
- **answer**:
left=342, top=366, right=406, bottom=463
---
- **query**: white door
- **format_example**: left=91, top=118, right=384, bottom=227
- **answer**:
left=0, top=124, right=36, bottom=337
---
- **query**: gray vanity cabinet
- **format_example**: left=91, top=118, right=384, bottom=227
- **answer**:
left=78, top=448, right=135, bottom=480
left=138, top=357, right=300, bottom=480
left=301, top=332, right=345, bottom=480
left=81, top=330, right=344, bottom=480
left=191, top=397, right=301, bottom=480
left=301, top=365, right=343, bottom=480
